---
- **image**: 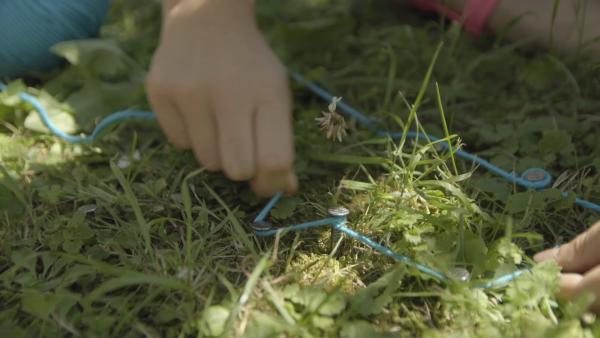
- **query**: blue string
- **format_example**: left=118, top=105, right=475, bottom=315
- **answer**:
left=0, top=82, right=156, bottom=144
left=335, top=223, right=449, bottom=282
left=253, top=192, right=529, bottom=288
left=291, top=73, right=600, bottom=213
left=2, top=77, right=598, bottom=212
left=254, top=217, right=343, bottom=237
left=1, top=71, right=599, bottom=287
left=254, top=192, right=283, bottom=223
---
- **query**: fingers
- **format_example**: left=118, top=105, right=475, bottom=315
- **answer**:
left=146, top=78, right=191, bottom=149
left=555, top=268, right=600, bottom=314
left=534, top=221, right=600, bottom=273
left=575, top=265, right=600, bottom=313
left=162, top=0, right=182, bottom=14
left=214, top=92, right=255, bottom=181
left=535, top=222, right=600, bottom=314
left=558, top=273, right=584, bottom=301
left=250, top=82, right=297, bottom=197
left=251, top=171, right=298, bottom=197
left=178, top=92, right=222, bottom=171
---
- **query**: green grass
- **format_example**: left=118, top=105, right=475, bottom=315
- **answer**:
left=2, top=0, right=600, bottom=337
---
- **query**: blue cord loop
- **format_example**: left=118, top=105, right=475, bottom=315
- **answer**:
left=1, top=70, right=599, bottom=289
left=0, top=82, right=156, bottom=144
left=252, top=192, right=528, bottom=288
left=290, top=73, right=600, bottom=212
left=1, top=77, right=597, bottom=211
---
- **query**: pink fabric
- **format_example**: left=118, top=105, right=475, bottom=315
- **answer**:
left=412, top=0, right=500, bottom=36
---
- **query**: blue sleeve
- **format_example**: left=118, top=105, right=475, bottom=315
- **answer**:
left=0, top=0, right=110, bottom=78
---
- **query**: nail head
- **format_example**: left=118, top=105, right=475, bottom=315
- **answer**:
left=251, top=220, right=273, bottom=232
left=78, top=204, right=97, bottom=214
left=524, top=169, right=546, bottom=182
left=448, top=267, right=471, bottom=282
left=328, top=206, right=349, bottom=217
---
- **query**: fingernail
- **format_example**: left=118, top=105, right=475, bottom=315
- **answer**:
left=534, top=247, right=559, bottom=262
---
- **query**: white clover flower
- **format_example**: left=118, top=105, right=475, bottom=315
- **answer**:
left=315, top=96, right=347, bottom=142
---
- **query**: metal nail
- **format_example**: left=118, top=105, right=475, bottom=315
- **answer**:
left=170, top=193, right=183, bottom=203
left=117, top=157, right=131, bottom=169
left=251, top=220, right=273, bottom=232
left=448, top=267, right=471, bottom=282
left=78, top=204, right=97, bottom=214
left=524, top=170, right=546, bottom=182
left=328, top=206, right=348, bottom=252
left=328, top=206, right=350, bottom=218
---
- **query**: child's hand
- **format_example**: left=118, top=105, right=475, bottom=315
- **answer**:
left=535, top=221, right=600, bottom=312
left=147, top=0, right=297, bottom=197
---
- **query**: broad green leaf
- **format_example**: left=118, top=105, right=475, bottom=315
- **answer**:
left=199, top=306, right=230, bottom=337
left=519, top=58, right=561, bottom=91
left=24, top=111, right=76, bottom=134
left=285, top=286, right=327, bottom=313
left=0, top=185, right=24, bottom=215
left=62, top=240, right=84, bottom=254
left=21, top=290, right=60, bottom=320
left=10, top=249, right=37, bottom=270
left=0, top=80, right=27, bottom=107
left=506, top=192, right=545, bottom=214
left=318, top=292, right=346, bottom=316
left=270, top=197, right=303, bottom=220
left=457, top=231, right=488, bottom=275
left=349, top=267, right=404, bottom=316
left=23, top=91, right=77, bottom=134
left=340, top=321, right=394, bottom=338
left=538, top=130, right=574, bottom=155
left=311, top=315, right=334, bottom=329
left=471, top=177, right=510, bottom=201
left=51, top=39, right=140, bottom=78
left=65, top=80, right=145, bottom=129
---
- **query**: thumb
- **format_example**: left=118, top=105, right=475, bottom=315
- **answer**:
left=534, top=221, right=600, bottom=273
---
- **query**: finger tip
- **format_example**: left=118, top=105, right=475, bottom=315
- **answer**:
left=251, top=170, right=297, bottom=198
left=249, top=179, right=273, bottom=198
left=195, top=157, right=221, bottom=172
left=534, top=247, right=559, bottom=263
left=224, top=168, right=254, bottom=182
left=285, top=173, right=299, bottom=195
left=558, top=273, right=584, bottom=300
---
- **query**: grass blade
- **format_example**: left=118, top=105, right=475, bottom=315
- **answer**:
left=435, top=82, right=458, bottom=175
left=111, top=162, right=151, bottom=254
left=398, top=41, right=444, bottom=154
left=180, top=169, right=205, bottom=266
left=310, top=153, right=388, bottom=165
